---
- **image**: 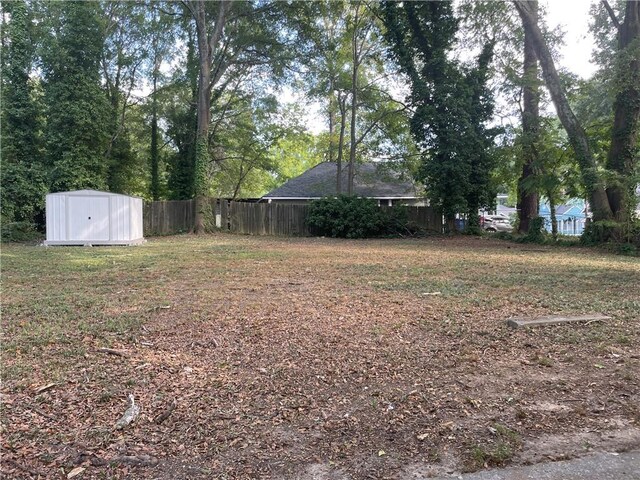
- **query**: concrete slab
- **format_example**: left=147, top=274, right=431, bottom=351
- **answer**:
left=506, top=314, right=611, bottom=329
left=432, top=451, right=640, bottom=480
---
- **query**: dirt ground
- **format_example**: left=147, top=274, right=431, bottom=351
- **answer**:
left=1, top=234, right=639, bottom=479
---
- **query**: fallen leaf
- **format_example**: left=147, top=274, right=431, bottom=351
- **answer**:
left=67, top=466, right=85, bottom=479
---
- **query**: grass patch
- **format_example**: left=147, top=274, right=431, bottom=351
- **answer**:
left=466, top=424, right=522, bottom=471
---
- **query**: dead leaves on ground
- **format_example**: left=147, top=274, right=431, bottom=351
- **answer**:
left=1, top=235, right=639, bottom=478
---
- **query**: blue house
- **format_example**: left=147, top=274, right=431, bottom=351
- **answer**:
left=539, top=199, right=588, bottom=236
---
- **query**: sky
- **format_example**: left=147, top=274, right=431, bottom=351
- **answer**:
left=289, top=0, right=602, bottom=135
left=545, top=0, right=598, bottom=79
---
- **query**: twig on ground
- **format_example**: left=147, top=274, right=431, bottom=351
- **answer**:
left=585, top=319, right=604, bottom=325
left=34, top=383, right=56, bottom=395
left=96, top=347, right=128, bottom=357
left=26, top=404, right=56, bottom=420
left=154, top=399, right=177, bottom=424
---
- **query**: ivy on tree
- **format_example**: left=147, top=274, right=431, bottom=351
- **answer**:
left=382, top=1, right=499, bottom=232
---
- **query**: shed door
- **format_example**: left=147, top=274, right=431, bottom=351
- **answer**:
left=68, top=196, right=110, bottom=241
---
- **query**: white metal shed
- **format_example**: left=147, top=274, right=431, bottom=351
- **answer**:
left=45, top=189, right=144, bottom=246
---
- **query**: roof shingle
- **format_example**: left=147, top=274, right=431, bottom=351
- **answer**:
left=263, top=162, right=417, bottom=199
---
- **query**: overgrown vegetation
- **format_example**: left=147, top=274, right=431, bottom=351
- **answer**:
left=492, top=215, right=639, bottom=255
left=306, top=196, right=408, bottom=238
left=0, top=221, right=43, bottom=243
left=582, top=218, right=640, bottom=248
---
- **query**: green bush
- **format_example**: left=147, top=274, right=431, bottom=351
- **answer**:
left=581, top=219, right=640, bottom=255
left=522, top=216, right=546, bottom=243
left=1, top=221, right=43, bottom=243
left=581, top=219, right=640, bottom=246
left=306, top=196, right=409, bottom=238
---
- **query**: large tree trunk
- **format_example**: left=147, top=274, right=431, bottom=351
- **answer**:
left=445, top=215, right=457, bottom=235
left=348, top=73, right=357, bottom=196
left=604, top=0, right=640, bottom=221
left=513, top=1, right=613, bottom=222
left=517, top=0, right=540, bottom=234
left=192, top=0, right=229, bottom=234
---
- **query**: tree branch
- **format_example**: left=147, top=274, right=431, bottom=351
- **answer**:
left=355, top=106, right=407, bottom=147
left=601, top=0, right=621, bottom=30
left=208, top=1, right=231, bottom=65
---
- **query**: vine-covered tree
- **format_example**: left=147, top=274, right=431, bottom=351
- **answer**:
left=516, top=0, right=541, bottom=234
left=0, top=0, right=47, bottom=226
left=382, top=1, right=498, bottom=232
left=41, top=1, right=111, bottom=192
left=600, top=1, right=640, bottom=226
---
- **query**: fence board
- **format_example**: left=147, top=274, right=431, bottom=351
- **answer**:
left=144, top=199, right=441, bottom=237
left=143, top=199, right=195, bottom=236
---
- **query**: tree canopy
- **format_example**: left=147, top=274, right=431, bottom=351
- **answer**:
left=1, top=0, right=638, bottom=242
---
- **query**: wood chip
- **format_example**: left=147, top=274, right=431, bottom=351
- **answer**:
left=115, top=394, right=140, bottom=429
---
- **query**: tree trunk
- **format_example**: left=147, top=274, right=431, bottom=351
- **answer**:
left=150, top=56, right=160, bottom=201
left=348, top=4, right=360, bottom=196
left=328, top=83, right=335, bottom=164
left=348, top=76, right=357, bottom=195
left=604, top=0, right=640, bottom=221
left=548, top=193, right=558, bottom=239
left=336, top=94, right=347, bottom=195
left=513, top=1, right=613, bottom=222
left=517, top=0, right=540, bottom=234
left=445, top=215, right=456, bottom=235
left=192, top=0, right=229, bottom=234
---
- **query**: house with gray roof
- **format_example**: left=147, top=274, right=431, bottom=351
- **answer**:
left=261, top=162, right=424, bottom=206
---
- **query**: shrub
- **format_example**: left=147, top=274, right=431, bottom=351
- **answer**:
left=306, top=196, right=408, bottom=238
left=1, top=221, right=43, bottom=243
left=522, top=216, right=546, bottom=243
left=581, top=219, right=640, bottom=247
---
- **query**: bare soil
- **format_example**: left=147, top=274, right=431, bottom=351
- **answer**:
left=1, top=234, right=639, bottom=479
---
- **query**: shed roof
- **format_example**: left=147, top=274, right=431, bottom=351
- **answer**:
left=263, top=162, right=418, bottom=199
left=47, top=189, right=142, bottom=199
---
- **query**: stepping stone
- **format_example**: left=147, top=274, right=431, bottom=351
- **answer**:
left=507, top=314, right=611, bottom=329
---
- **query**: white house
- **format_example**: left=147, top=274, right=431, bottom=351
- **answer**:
left=45, top=189, right=144, bottom=246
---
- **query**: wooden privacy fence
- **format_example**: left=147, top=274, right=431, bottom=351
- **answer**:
left=143, top=199, right=442, bottom=237
left=143, top=198, right=216, bottom=236
left=143, top=200, right=194, bottom=236
left=229, top=202, right=310, bottom=236
left=404, top=206, right=443, bottom=234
